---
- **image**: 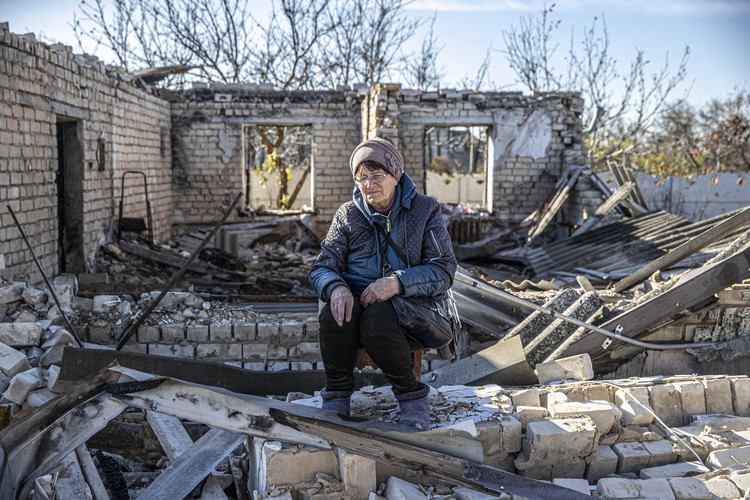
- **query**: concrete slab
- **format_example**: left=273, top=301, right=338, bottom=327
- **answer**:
left=707, top=445, right=750, bottom=469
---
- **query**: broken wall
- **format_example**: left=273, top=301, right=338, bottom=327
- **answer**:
left=0, top=24, right=172, bottom=282
left=170, top=85, right=362, bottom=225
left=171, top=84, right=589, bottom=227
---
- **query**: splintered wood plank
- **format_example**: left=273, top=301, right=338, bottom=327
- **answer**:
left=146, top=411, right=194, bottom=462
left=139, top=429, right=245, bottom=500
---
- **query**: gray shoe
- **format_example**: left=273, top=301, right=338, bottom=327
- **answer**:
left=320, top=388, right=352, bottom=417
left=396, top=384, right=430, bottom=430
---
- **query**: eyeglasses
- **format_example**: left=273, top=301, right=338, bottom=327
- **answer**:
left=354, top=173, right=387, bottom=185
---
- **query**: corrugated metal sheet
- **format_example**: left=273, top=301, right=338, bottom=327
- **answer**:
left=522, top=208, right=748, bottom=282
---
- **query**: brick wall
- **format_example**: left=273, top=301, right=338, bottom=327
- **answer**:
left=170, top=85, right=362, bottom=227
left=0, top=24, right=172, bottom=283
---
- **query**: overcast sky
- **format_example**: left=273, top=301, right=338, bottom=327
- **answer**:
left=3, top=0, right=749, bottom=105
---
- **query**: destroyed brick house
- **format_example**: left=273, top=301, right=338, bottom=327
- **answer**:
left=2, top=22, right=750, bottom=500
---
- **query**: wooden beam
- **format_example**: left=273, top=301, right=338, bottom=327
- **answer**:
left=146, top=411, right=194, bottom=462
left=613, top=205, right=750, bottom=292
left=561, top=244, right=750, bottom=361
left=571, top=182, right=635, bottom=237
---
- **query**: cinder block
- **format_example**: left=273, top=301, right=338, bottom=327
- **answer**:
left=88, top=326, right=113, bottom=344
left=649, top=384, right=684, bottom=427
left=707, top=445, right=750, bottom=469
left=516, top=406, right=548, bottom=429
left=551, top=478, right=590, bottom=496
left=548, top=401, right=616, bottom=434
left=255, top=440, right=337, bottom=495
left=0, top=342, right=29, bottom=377
left=566, top=385, right=612, bottom=403
left=243, top=343, right=287, bottom=361
left=613, top=442, right=650, bottom=474
left=137, top=325, right=160, bottom=343
left=615, top=386, right=650, bottom=406
left=233, top=322, right=256, bottom=341
left=731, top=378, right=750, bottom=417
left=257, top=322, right=279, bottom=340
left=535, top=354, right=593, bottom=384
left=500, top=415, right=522, bottom=454
left=667, top=477, right=712, bottom=500
left=148, top=343, right=195, bottom=359
left=524, top=417, right=598, bottom=459
left=643, top=439, right=677, bottom=467
left=210, top=323, right=232, bottom=341
left=510, top=389, right=541, bottom=407
left=595, top=478, right=639, bottom=498
left=5, top=368, right=43, bottom=404
left=673, top=381, right=706, bottom=421
left=278, top=320, right=304, bottom=348
left=186, top=325, right=209, bottom=342
left=635, top=479, right=676, bottom=499
left=161, top=324, right=186, bottom=342
left=640, top=461, right=709, bottom=479
left=304, top=319, right=319, bottom=340
left=586, top=445, right=618, bottom=482
left=288, top=342, right=322, bottom=362
left=620, top=399, right=655, bottom=426
left=703, top=378, right=734, bottom=415
left=338, top=448, right=375, bottom=500
left=704, top=478, right=740, bottom=500
left=0, top=322, right=42, bottom=347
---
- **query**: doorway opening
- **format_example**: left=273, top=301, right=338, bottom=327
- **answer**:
left=56, top=118, right=85, bottom=273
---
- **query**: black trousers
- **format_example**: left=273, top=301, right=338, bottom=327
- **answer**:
left=319, top=298, right=421, bottom=395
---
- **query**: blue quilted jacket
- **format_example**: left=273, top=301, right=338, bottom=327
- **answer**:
left=309, top=172, right=457, bottom=301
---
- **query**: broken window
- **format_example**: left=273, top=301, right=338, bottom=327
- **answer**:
left=243, top=125, right=313, bottom=211
left=424, top=126, right=489, bottom=208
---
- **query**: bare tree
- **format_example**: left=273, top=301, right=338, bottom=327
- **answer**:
left=403, top=13, right=443, bottom=90
left=502, top=3, right=690, bottom=169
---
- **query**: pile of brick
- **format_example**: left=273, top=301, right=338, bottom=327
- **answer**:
left=252, top=370, right=750, bottom=499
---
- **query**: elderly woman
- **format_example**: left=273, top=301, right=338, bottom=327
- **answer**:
left=309, top=138, right=457, bottom=430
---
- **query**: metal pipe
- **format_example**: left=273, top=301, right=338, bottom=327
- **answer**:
left=455, top=272, right=717, bottom=351
left=7, top=205, right=84, bottom=348
left=116, top=192, right=242, bottom=350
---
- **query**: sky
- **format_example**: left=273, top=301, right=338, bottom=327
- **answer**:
left=2, top=0, right=749, bottom=106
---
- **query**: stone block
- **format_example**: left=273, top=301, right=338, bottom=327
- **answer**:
left=22, top=286, right=46, bottom=305
left=613, top=442, right=650, bottom=474
left=548, top=401, right=616, bottom=434
left=267, top=361, right=289, bottom=372
left=279, top=320, right=304, bottom=348
left=93, top=295, right=121, bottom=312
left=289, top=342, right=322, bottom=362
left=640, top=461, right=709, bottom=479
left=510, top=389, right=541, bottom=407
left=0, top=282, right=24, bottom=304
left=255, top=440, right=337, bottom=495
left=516, top=406, right=548, bottom=429
left=689, top=414, right=750, bottom=431
left=148, top=343, right=195, bottom=359
left=0, top=342, right=30, bottom=377
left=384, top=476, right=425, bottom=500
left=730, top=469, right=750, bottom=496
left=643, top=439, right=677, bottom=467
left=595, top=478, right=638, bottom=498
left=150, top=291, right=189, bottom=310
left=47, top=365, right=60, bottom=392
left=14, top=311, right=37, bottom=323
left=72, top=297, right=93, bottom=312
left=452, top=486, right=511, bottom=499
left=615, top=386, right=650, bottom=406
left=161, top=324, right=185, bottom=342
left=257, top=322, right=279, bottom=340
left=667, top=477, right=712, bottom=500
left=648, top=384, right=684, bottom=427
left=5, top=368, right=43, bottom=404
left=524, top=417, right=598, bottom=460
left=88, top=326, right=112, bottom=344
left=535, top=354, right=593, bottom=384
left=210, top=323, right=232, bottom=341
left=707, top=445, right=750, bottom=469
left=0, top=322, right=42, bottom=347
left=338, top=448, right=375, bottom=500
left=673, top=381, right=707, bottom=419
left=26, top=388, right=56, bottom=407
left=476, top=422, right=503, bottom=457
left=586, top=445, right=618, bottom=482
left=620, top=399, right=655, bottom=426
left=732, top=378, right=750, bottom=417
left=500, top=415, right=522, bottom=454
left=703, top=378, right=734, bottom=415
left=704, top=477, right=740, bottom=500
left=39, top=328, right=77, bottom=367
left=550, top=478, right=590, bottom=496
left=544, top=391, right=571, bottom=409
left=566, top=385, right=613, bottom=403
left=233, top=322, right=256, bottom=341
left=186, top=325, right=209, bottom=342
left=137, top=325, right=160, bottom=343
left=304, top=319, right=319, bottom=340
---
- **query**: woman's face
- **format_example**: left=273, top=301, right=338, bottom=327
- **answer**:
left=355, top=164, right=398, bottom=210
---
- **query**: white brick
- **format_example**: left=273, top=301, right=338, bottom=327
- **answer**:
left=0, top=322, right=42, bottom=347
left=5, top=368, right=43, bottom=404
left=338, top=448, right=376, bottom=500
left=667, top=477, right=712, bottom=500
left=536, top=354, right=593, bottom=384
left=0, top=342, right=30, bottom=377
left=732, top=378, right=750, bottom=417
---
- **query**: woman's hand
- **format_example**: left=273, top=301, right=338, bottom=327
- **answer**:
left=360, top=276, right=400, bottom=308
left=330, top=285, right=354, bottom=327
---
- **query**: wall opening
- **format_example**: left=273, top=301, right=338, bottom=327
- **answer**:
left=424, top=126, right=490, bottom=209
left=56, top=118, right=86, bottom=273
left=243, top=125, right=313, bottom=211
